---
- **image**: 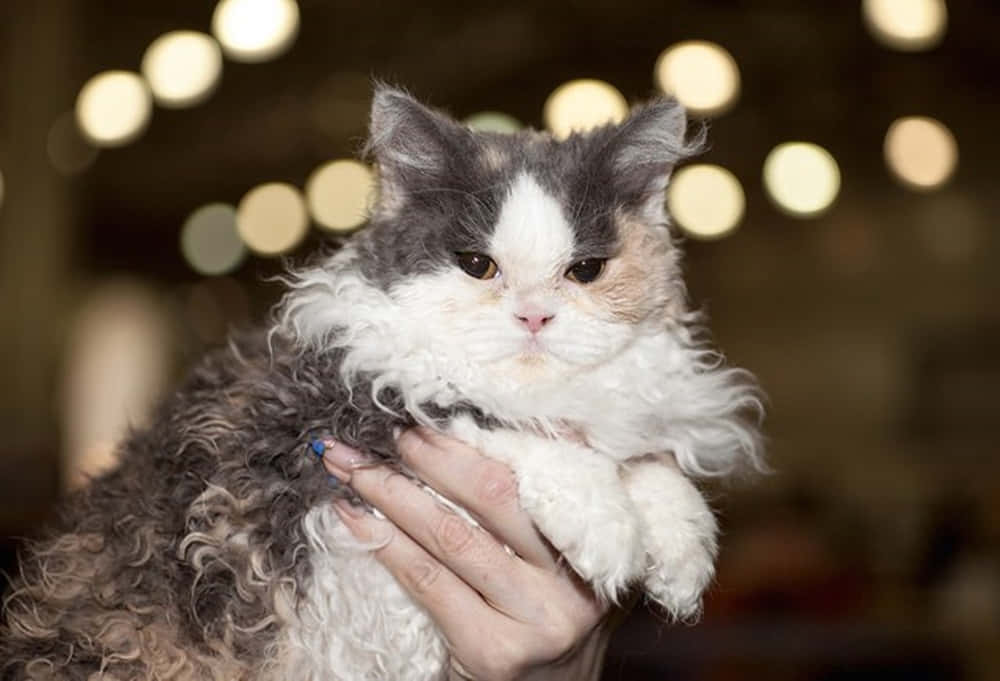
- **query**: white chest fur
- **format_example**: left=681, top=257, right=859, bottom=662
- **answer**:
left=270, top=505, right=447, bottom=681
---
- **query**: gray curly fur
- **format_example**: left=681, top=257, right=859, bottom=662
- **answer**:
left=0, top=330, right=406, bottom=679
left=0, top=85, right=706, bottom=679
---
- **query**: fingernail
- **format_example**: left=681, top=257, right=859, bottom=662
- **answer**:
left=323, top=441, right=368, bottom=480
left=333, top=498, right=366, bottom=519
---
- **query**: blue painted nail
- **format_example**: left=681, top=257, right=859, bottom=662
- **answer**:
left=310, top=439, right=326, bottom=458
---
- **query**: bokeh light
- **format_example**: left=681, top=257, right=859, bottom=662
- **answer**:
left=884, top=116, right=958, bottom=191
left=654, top=40, right=741, bottom=117
left=62, top=281, right=172, bottom=490
left=141, top=31, right=223, bottom=108
left=181, top=203, right=247, bottom=275
left=465, top=111, right=523, bottom=134
left=305, top=160, right=374, bottom=233
left=47, top=112, right=99, bottom=176
left=764, top=142, right=841, bottom=217
left=212, top=0, right=300, bottom=63
left=236, top=182, right=308, bottom=255
left=863, top=0, right=948, bottom=52
left=667, top=164, right=745, bottom=240
left=75, top=71, right=153, bottom=147
left=543, top=79, right=628, bottom=140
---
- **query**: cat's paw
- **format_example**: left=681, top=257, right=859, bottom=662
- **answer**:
left=642, top=516, right=716, bottom=621
left=531, top=488, right=645, bottom=603
left=624, top=456, right=719, bottom=620
left=447, top=419, right=646, bottom=603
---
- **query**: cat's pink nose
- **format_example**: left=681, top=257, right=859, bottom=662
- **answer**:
left=515, top=312, right=554, bottom=334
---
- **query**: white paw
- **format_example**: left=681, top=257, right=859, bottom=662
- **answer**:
left=531, top=492, right=645, bottom=603
left=642, top=520, right=716, bottom=620
left=623, top=456, right=720, bottom=620
left=448, top=419, right=646, bottom=604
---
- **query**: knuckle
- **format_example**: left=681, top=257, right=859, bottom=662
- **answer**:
left=475, top=464, right=518, bottom=509
left=539, top=612, right=580, bottom=659
left=476, top=639, right=528, bottom=681
left=434, top=512, right=476, bottom=557
left=402, top=558, right=444, bottom=596
left=378, top=471, right=410, bottom=498
left=396, top=429, right=431, bottom=463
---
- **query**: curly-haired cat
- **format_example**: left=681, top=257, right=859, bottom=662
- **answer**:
left=0, top=85, right=763, bottom=680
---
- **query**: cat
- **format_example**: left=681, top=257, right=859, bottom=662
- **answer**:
left=0, top=84, right=763, bottom=681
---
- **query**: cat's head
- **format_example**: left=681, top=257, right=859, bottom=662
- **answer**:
left=284, top=85, right=704, bottom=396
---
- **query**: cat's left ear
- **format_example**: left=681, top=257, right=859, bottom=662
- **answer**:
left=605, top=98, right=703, bottom=223
left=365, top=84, right=473, bottom=212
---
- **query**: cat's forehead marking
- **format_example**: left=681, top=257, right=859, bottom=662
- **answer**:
left=489, top=172, right=575, bottom=284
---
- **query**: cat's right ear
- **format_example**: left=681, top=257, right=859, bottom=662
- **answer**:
left=365, top=84, right=471, bottom=207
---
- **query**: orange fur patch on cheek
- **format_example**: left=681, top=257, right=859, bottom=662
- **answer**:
left=574, top=216, right=677, bottom=323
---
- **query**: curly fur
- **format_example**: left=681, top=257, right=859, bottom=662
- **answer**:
left=1, top=86, right=762, bottom=680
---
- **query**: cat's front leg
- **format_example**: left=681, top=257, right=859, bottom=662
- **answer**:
left=448, top=417, right=645, bottom=603
left=622, top=454, right=718, bottom=620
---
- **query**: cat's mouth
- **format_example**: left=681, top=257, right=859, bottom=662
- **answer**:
left=515, top=336, right=560, bottom=367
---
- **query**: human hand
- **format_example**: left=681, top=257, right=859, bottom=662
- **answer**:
left=322, top=427, right=625, bottom=681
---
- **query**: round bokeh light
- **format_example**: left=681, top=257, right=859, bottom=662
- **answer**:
left=884, top=116, right=958, bottom=191
left=764, top=142, right=841, bottom=218
left=236, top=182, right=309, bottom=255
left=181, top=203, right=247, bottom=275
left=654, top=41, right=741, bottom=117
left=75, top=71, right=153, bottom=147
left=863, top=0, right=948, bottom=51
left=667, top=164, right=745, bottom=240
left=212, top=0, right=300, bottom=63
left=142, top=31, right=223, bottom=108
left=465, top=111, right=523, bottom=134
left=306, top=160, right=375, bottom=233
left=543, top=79, right=628, bottom=140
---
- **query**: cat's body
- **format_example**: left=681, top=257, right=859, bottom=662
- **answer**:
left=1, top=87, right=762, bottom=680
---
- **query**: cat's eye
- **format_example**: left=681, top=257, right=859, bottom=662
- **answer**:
left=455, top=252, right=499, bottom=280
left=565, top=258, right=606, bottom=284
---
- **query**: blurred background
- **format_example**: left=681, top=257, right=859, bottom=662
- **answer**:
left=1, top=0, right=998, bottom=678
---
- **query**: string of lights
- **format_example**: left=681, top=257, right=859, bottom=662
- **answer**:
left=0, top=0, right=958, bottom=271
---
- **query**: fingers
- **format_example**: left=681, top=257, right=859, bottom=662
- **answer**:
left=331, top=499, right=501, bottom=649
left=350, top=465, right=557, bottom=621
left=394, top=428, right=560, bottom=571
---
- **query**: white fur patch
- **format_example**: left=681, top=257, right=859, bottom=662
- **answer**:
left=267, top=505, right=446, bottom=681
left=489, top=172, right=575, bottom=290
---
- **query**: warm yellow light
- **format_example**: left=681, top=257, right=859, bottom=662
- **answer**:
left=142, top=31, right=223, bottom=108
left=654, top=41, right=740, bottom=117
left=884, top=116, right=957, bottom=191
left=236, top=182, right=308, bottom=255
left=75, top=71, right=153, bottom=147
left=62, top=281, right=172, bottom=489
left=543, top=79, right=628, bottom=140
left=212, top=0, right=300, bottom=63
left=667, top=164, right=745, bottom=240
left=47, top=112, right=99, bottom=176
left=764, top=142, right=841, bottom=218
left=181, top=203, right=247, bottom=275
left=863, top=0, right=948, bottom=51
left=465, top=111, right=523, bottom=134
left=306, top=160, right=374, bottom=233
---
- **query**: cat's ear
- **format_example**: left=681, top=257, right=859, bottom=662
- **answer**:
left=365, top=84, right=471, bottom=207
left=604, top=98, right=703, bottom=223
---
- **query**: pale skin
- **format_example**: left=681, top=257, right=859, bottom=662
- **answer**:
left=322, top=427, right=624, bottom=681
